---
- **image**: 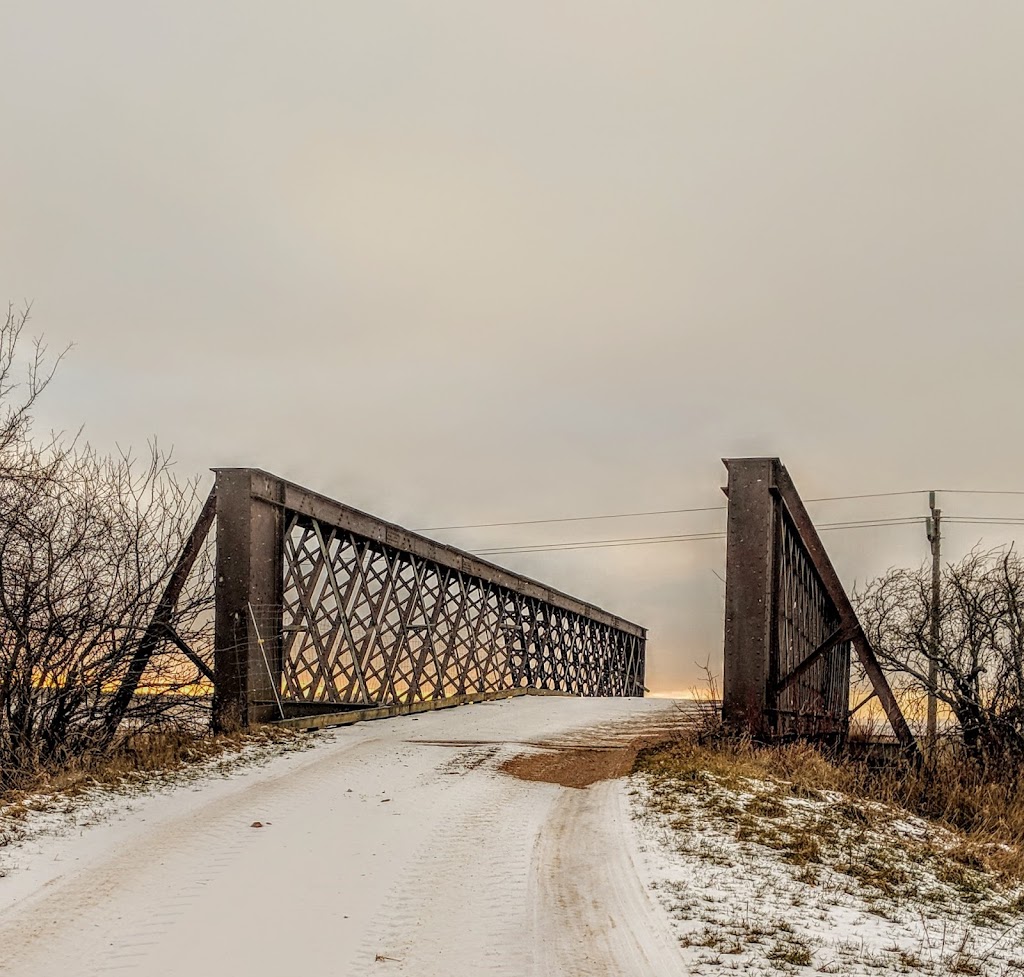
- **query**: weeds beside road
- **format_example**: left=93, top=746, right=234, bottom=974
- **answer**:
left=0, top=726, right=310, bottom=876
left=631, top=738, right=1024, bottom=976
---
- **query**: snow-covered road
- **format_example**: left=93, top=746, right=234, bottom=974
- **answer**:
left=0, top=697, right=688, bottom=977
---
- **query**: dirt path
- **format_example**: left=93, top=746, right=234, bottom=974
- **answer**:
left=0, top=697, right=689, bottom=977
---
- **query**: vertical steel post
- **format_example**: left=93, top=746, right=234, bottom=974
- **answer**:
left=721, top=458, right=779, bottom=737
left=213, top=469, right=285, bottom=729
left=927, top=492, right=942, bottom=753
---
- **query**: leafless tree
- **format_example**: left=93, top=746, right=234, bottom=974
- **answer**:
left=855, top=548, right=1024, bottom=766
left=0, top=304, right=65, bottom=479
left=0, top=306, right=214, bottom=782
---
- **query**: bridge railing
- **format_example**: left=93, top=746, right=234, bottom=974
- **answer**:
left=212, top=469, right=646, bottom=726
left=721, top=458, right=916, bottom=751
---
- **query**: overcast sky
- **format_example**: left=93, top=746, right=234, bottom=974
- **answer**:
left=3, top=2, right=1023, bottom=692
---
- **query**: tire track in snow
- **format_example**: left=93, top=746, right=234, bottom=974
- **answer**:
left=530, top=778, right=687, bottom=976
left=351, top=747, right=548, bottom=976
left=349, top=708, right=687, bottom=976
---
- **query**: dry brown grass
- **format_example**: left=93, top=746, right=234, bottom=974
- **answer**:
left=0, top=724, right=306, bottom=808
left=633, top=732, right=1024, bottom=974
left=636, top=735, right=1024, bottom=887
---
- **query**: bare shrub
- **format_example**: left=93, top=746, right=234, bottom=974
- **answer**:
left=0, top=306, right=214, bottom=787
left=688, top=657, right=724, bottom=740
left=855, top=549, right=1024, bottom=768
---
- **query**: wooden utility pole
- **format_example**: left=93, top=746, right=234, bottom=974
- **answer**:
left=926, top=491, right=941, bottom=752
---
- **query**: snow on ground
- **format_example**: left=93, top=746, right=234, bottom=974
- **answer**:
left=0, top=732, right=314, bottom=890
left=8, top=695, right=1010, bottom=977
left=0, top=696, right=686, bottom=977
left=628, top=754, right=1024, bottom=977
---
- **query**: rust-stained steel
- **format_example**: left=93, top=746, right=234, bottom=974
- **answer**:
left=213, top=469, right=647, bottom=727
left=721, top=458, right=916, bottom=752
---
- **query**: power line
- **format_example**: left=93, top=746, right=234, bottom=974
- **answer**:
left=422, top=488, right=1024, bottom=535
left=418, top=505, right=727, bottom=532
left=818, top=517, right=923, bottom=531
left=474, top=516, right=925, bottom=557
left=937, top=489, right=1024, bottom=497
left=806, top=490, right=927, bottom=502
left=483, top=514, right=1024, bottom=557
left=476, top=531, right=726, bottom=556
left=944, top=517, right=1024, bottom=526
left=420, top=490, right=932, bottom=534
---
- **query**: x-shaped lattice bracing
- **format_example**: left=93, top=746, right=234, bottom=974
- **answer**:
left=280, top=514, right=645, bottom=706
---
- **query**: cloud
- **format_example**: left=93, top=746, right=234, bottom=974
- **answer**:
left=3, top=1, right=1024, bottom=690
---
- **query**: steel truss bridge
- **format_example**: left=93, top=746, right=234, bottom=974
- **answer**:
left=111, top=458, right=915, bottom=754
left=119, top=469, right=646, bottom=729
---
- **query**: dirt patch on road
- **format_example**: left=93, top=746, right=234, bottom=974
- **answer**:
left=502, top=734, right=675, bottom=789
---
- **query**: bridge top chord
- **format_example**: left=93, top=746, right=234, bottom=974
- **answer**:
left=213, top=467, right=646, bottom=639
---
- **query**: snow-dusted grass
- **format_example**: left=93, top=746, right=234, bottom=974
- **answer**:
left=629, top=741, right=1024, bottom=976
left=0, top=727, right=313, bottom=878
